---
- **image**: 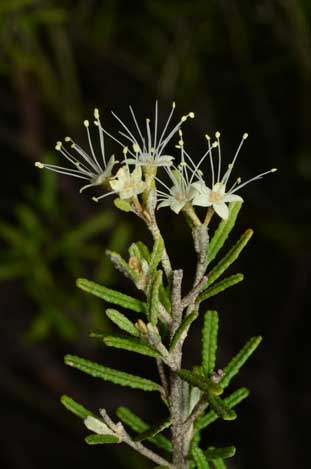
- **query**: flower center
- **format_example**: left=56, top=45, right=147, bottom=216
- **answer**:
left=209, top=191, right=223, bottom=203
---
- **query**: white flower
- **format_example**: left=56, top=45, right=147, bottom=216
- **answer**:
left=35, top=109, right=118, bottom=196
left=157, top=130, right=214, bottom=214
left=191, top=132, right=277, bottom=219
left=100, top=101, right=195, bottom=167
left=109, top=164, right=146, bottom=200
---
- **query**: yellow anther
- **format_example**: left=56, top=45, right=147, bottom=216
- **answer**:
left=205, top=134, right=211, bottom=140
left=94, top=108, right=100, bottom=119
left=189, top=112, right=195, bottom=118
left=215, top=131, right=221, bottom=138
left=123, top=146, right=128, bottom=154
left=133, top=143, right=140, bottom=153
left=212, top=141, right=218, bottom=148
left=243, top=132, right=248, bottom=139
left=271, top=168, right=278, bottom=172
left=35, top=162, right=44, bottom=169
left=172, top=101, right=176, bottom=109
left=92, top=197, right=98, bottom=203
left=55, top=141, right=62, bottom=151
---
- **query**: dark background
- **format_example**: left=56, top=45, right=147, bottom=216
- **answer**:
left=0, top=1, right=310, bottom=468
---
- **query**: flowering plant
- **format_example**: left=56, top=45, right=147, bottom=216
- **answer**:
left=36, top=102, right=276, bottom=468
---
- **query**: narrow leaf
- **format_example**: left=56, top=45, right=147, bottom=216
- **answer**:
left=205, top=446, right=236, bottom=460
left=60, top=395, right=95, bottom=420
left=202, top=311, right=219, bottom=376
left=134, top=418, right=171, bottom=442
left=105, top=308, right=139, bottom=337
left=192, top=447, right=211, bottom=469
left=159, top=284, right=171, bottom=313
left=170, top=311, right=198, bottom=351
left=198, top=274, right=244, bottom=303
left=206, top=393, right=237, bottom=421
left=106, top=250, right=139, bottom=283
left=116, top=406, right=172, bottom=452
left=211, top=459, right=227, bottom=469
left=85, top=434, right=120, bottom=445
left=103, top=335, right=161, bottom=358
left=196, top=387, right=249, bottom=430
left=149, top=237, right=164, bottom=276
left=177, top=369, right=223, bottom=396
left=136, top=241, right=151, bottom=262
left=208, top=202, right=242, bottom=264
left=77, top=278, right=147, bottom=314
left=65, top=355, right=160, bottom=392
left=149, top=270, right=162, bottom=325
left=205, top=229, right=253, bottom=288
left=220, top=336, right=262, bottom=389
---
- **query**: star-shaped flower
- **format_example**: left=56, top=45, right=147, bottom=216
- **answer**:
left=101, top=101, right=195, bottom=167
left=191, top=132, right=277, bottom=219
left=109, top=165, right=146, bottom=200
left=35, top=109, right=117, bottom=197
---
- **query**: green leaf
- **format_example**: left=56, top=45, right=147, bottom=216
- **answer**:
left=153, top=467, right=170, bottom=469
left=206, top=393, right=237, bottom=421
left=77, top=278, right=147, bottom=314
left=202, top=311, right=219, bottom=376
left=159, top=284, right=171, bottom=313
left=114, top=197, right=132, bottom=212
left=105, top=308, right=139, bottom=337
left=220, top=336, right=262, bottom=389
left=116, top=406, right=172, bottom=452
left=196, top=387, right=249, bottom=430
left=205, top=229, right=253, bottom=288
left=134, top=418, right=171, bottom=442
left=85, top=434, right=120, bottom=445
left=205, top=446, right=236, bottom=460
left=192, top=447, right=211, bottom=468
left=177, top=370, right=223, bottom=396
left=198, top=274, right=244, bottom=303
left=136, top=241, right=151, bottom=262
left=106, top=250, right=139, bottom=283
left=208, top=202, right=242, bottom=264
left=60, top=395, right=95, bottom=419
left=149, top=237, right=164, bottom=276
left=211, top=459, right=227, bottom=469
left=170, top=311, right=198, bottom=351
left=103, top=334, right=161, bottom=358
left=149, top=270, right=162, bottom=325
left=64, top=355, right=160, bottom=392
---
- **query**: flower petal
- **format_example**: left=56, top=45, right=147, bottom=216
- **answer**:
left=213, top=201, right=229, bottom=219
left=223, top=193, right=243, bottom=203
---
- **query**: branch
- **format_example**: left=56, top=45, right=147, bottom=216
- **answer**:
left=180, top=276, right=207, bottom=311
left=183, top=395, right=208, bottom=430
left=100, top=408, right=174, bottom=467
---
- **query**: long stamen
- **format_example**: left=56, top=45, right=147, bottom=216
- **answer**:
left=56, top=141, right=91, bottom=174
left=222, top=133, right=248, bottom=186
left=35, top=163, right=90, bottom=179
left=92, top=191, right=116, bottom=202
left=189, top=138, right=217, bottom=185
left=231, top=168, right=277, bottom=193
left=146, top=118, right=152, bottom=153
left=205, top=134, right=215, bottom=187
left=83, top=120, right=102, bottom=171
left=100, top=125, right=136, bottom=159
left=153, top=100, right=158, bottom=151
left=157, top=110, right=195, bottom=156
left=129, top=106, right=146, bottom=151
left=215, top=131, right=221, bottom=182
left=94, top=109, right=106, bottom=166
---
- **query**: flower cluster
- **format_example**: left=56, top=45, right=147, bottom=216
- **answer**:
left=36, top=103, right=276, bottom=221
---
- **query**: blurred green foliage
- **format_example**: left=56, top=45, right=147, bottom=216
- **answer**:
left=0, top=157, right=131, bottom=341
